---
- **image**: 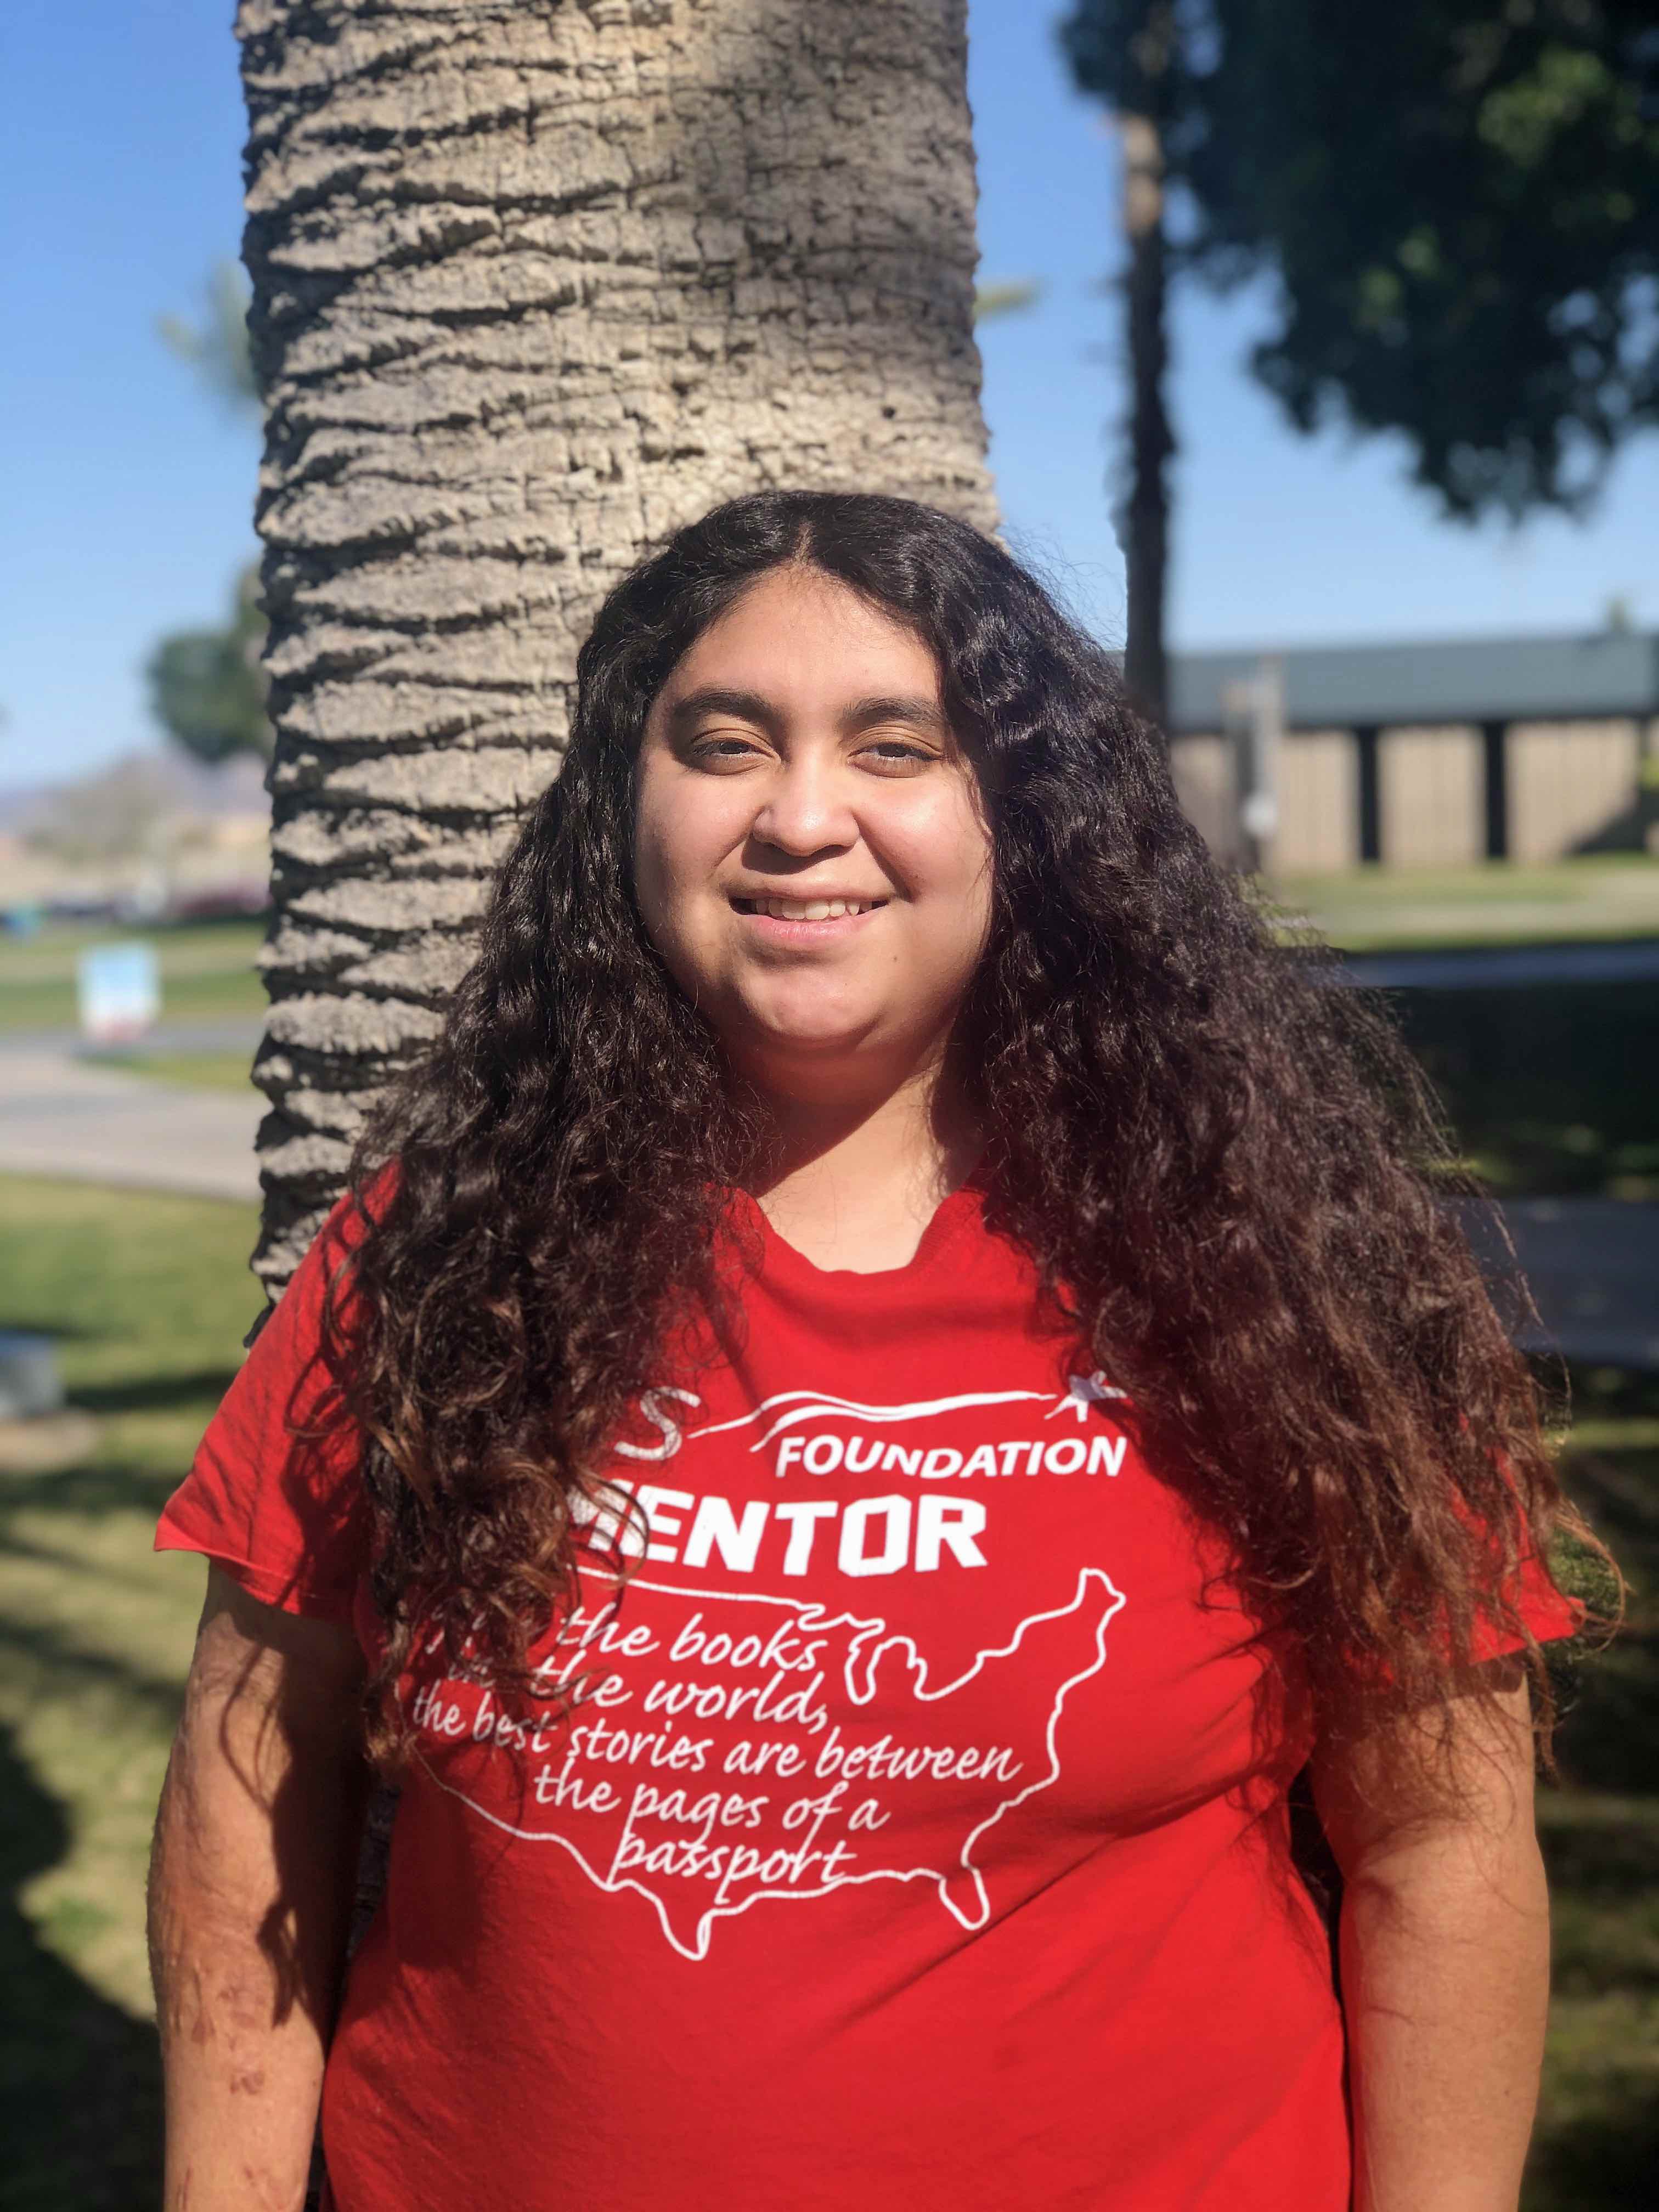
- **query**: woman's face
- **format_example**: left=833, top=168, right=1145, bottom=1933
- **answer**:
left=633, top=565, right=994, bottom=1097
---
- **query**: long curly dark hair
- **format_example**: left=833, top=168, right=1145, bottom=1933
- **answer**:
left=327, top=488, right=1594, bottom=1770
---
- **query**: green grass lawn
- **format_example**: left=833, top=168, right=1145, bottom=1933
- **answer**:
left=0, top=1175, right=1652, bottom=2207
left=0, top=1176, right=259, bottom=2208
left=0, top=919, right=266, bottom=1034
left=1273, top=855, right=1659, bottom=952
left=1529, top=1362, right=1659, bottom=2205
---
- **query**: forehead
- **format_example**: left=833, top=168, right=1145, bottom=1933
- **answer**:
left=653, top=567, right=941, bottom=713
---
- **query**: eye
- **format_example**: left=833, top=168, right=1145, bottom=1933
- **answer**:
left=688, top=731, right=769, bottom=769
left=856, top=735, right=937, bottom=774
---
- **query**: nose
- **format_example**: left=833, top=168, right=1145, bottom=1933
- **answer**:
left=747, top=751, right=858, bottom=859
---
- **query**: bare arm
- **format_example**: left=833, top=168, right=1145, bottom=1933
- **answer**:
left=149, top=1564, right=370, bottom=2212
left=1312, top=1661, right=1550, bottom=2212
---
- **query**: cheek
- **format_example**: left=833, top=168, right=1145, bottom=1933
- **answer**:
left=900, top=795, right=994, bottom=949
left=632, top=784, right=755, bottom=1003
left=629, top=812, right=673, bottom=946
left=632, top=770, right=707, bottom=947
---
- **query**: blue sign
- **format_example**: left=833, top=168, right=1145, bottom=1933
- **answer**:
left=78, top=941, right=161, bottom=1043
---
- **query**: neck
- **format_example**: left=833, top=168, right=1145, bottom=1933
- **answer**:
left=745, top=1051, right=983, bottom=1274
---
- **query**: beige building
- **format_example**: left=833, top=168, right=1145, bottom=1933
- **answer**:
left=1166, top=628, right=1657, bottom=873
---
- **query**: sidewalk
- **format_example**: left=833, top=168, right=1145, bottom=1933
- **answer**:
left=0, top=1036, right=262, bottom=1203
left=1454, top=1197, right=1659, bottom=1372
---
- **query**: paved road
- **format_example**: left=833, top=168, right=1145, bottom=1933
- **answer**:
left=1342, top=939, right=1659, bottom=991
left=0, top=1036, right=262, bottom=1203
left=0, top=1017, right=266, bottom=1056
left=1452, top=1197, right=1659, bottom=1372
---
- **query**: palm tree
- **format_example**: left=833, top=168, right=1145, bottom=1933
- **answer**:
left=1060, top=0, right=1178, bottom=730
left=157, top=259, right=258, bottom=412
left=974, top=280, right=1042, bottom=321
left=237, top=0, right=997, bottom=1291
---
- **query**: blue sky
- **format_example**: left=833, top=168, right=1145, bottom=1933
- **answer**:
left=2, top=0, right=1655, bottom=786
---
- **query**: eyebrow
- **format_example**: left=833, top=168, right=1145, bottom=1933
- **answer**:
left=842, top=693, right=950, bottom=737
left=664, top=687, right=949, bottom=738
left=665, top=687, right=781, bottom=736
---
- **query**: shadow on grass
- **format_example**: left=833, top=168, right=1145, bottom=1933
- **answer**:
left=1549, top=1631, right=1659, bottom=1799
left=0, top=1723, right=162, bottom=2211
left=1400, top=979, right=1659, bottom=1199
left=1552, top=1415, right=1659, bottom=1794
left=69, top=1367, right=239, bottom=1418
left=0, top=1317, right=101, bottom=1342
left=0, top=1616, right=187, bottom=1735
left=0, top=1460, right=188, bottom=1520
left=0, top=1523, right=199, bottom=1605
left=1526, top=2081, right=1659, bottom=2212
left=1542, top=1812, right=1659, bottom=1925
left=1561, top=1444, right=1659, bottom=1567
left=1525, top=1383, right=1659, bottom=2210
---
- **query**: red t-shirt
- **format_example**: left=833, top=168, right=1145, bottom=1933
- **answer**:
left=156, top=1180, right=1576, bottom=2212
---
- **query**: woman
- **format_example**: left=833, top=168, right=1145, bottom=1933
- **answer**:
left=150, top=490, right=1590, bottom=2212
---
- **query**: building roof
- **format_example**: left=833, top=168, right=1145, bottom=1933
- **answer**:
left=1167, top=628, right=1659, bottom=736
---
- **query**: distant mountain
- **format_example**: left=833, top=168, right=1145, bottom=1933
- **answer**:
left=0, top=748, right=268, bottom=835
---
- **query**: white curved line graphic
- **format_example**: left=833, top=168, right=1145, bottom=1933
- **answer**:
left=414, top=1567, right=1125, bottom=1962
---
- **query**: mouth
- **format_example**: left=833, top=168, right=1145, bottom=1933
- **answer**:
left=729, top=894, right=891, bottom=922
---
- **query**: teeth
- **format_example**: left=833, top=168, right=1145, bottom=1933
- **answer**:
left=749, top=897, right=881, bottom=921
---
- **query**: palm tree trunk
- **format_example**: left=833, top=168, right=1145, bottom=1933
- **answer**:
left=1120, top=109, right=1172, bottom=728
left=236, top=0, right=996, bottom=1292
left=1117, top=2, right=1174, bottom=731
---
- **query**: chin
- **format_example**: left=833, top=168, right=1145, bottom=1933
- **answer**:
left=754, top=1018, right=876, bottom=1059
left=729, top=998, right=884, bottom=1065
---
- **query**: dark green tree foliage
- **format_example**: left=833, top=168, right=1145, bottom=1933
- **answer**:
left=1063, top=1, right=1659, bottom=521
left=148, top=263, right=271, bottom=763
left=145, top=562, right=273, bottom=765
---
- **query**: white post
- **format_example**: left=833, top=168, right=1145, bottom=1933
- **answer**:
left=1222, top=657, right=1284, bottom=876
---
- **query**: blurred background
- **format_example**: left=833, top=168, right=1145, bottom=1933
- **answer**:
left=1, top=2, right=1654, bottom=2203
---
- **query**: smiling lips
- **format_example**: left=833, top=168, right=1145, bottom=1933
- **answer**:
left=731, top=895, right=890, bottom=922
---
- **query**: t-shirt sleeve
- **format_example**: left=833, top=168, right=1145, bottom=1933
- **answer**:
left=1466, top=1538, right=1582, bottom=1663
left=1344, top=1475, right=1585, bottom=1697
left=1458, top=1441, right=1585, bottom=1662
left=154, top=1192, right=375, bottom=1623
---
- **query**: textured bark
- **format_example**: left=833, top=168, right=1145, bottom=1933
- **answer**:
left=1116, top=0, right=1173, bottom=732
left=238, top=0, right=997, bottom=1291
left=1120, top=105, right=1171, bottom=730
